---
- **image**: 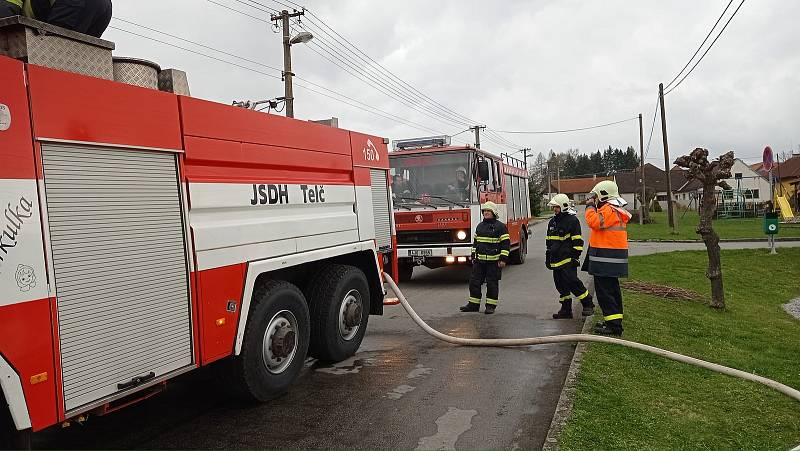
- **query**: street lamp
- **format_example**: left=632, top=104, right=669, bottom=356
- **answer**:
left=274, top=9, right=313, bottom=118
left=290, top=31, right=313, bottom=45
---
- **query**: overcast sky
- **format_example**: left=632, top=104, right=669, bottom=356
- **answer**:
left=108, top=0, right=800, bottom=168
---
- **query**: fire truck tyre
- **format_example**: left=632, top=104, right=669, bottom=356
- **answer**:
left=511, top=232, right=527, bottom=265
left=398, top=263, right=414, bottom=282
left=306, top=265, right=370, bottom=363
left=0, top=405, right=31, bottom=450
left=232, top=280, right=310, bottom=402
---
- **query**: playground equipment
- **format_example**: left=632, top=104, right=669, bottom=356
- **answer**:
left=715, top=189, right=760, bottom=219
left=776, top=196, right=799, bottom=223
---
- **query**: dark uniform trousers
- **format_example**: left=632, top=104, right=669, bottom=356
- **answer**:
left=469, top=261, right=501, bottom=306
left=553, top=266, right=590, bottom=307
left=594, top=275, right=623, bottom=326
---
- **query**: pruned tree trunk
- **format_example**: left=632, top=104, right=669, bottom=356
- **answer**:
left=675, top=148, right=735, bottom=309
left=698, top=183, right=725, bottom=308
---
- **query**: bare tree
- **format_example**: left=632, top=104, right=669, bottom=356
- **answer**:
left=674, top=148, right=734, bottom=309
left=636, top=186, right=657, bottom=224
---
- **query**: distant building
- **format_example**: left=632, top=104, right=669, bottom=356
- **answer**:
left=548, top=176, right=613, bottom=204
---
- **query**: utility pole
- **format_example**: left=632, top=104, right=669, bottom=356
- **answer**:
left=659, top=83, right=676, bottom=233
left=521, top=148, right=531, bottom=171
left=639, top=113, right=645, bottom=225
left=272, top=9, right=306, bottom=118
left=470, top=125, right=486, bottom=149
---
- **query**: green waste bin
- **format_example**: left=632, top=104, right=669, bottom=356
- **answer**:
left=764, top=212, right=779, bottom=235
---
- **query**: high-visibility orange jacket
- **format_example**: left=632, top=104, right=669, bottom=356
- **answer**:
left=583, top=202, right=631, bottom=277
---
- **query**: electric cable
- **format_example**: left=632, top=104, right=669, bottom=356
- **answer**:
left=664, top=0, right=734, bottom=90
left=494, top=117, right=638, bottom=135
left=644, top=95, right=660, bottom=159
left=108, top=25, right=447, bottom=135
left=665, top=0, right=747, bottom=95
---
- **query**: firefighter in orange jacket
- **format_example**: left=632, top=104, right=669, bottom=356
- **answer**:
left=583, top=180, right=631, bottom=336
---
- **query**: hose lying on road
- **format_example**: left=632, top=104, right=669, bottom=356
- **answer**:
left=383, top=274, right=800, bottom=404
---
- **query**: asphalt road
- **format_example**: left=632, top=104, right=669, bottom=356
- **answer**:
left=33, top=218, right=800, bottom=450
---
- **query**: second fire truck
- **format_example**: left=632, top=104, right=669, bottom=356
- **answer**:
left=389, top=136, right=532, bottom=281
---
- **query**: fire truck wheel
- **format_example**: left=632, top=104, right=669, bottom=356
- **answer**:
left=0, top=404, right=31, bottom=450
left=511, top=232, right=527, bottom=265
left=306, top=265, right=370, bottom=363
left=398, top=263, right=414, bottom=282
left=232, top=280, right=310, bottom=402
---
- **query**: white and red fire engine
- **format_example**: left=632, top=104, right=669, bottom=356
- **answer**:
left=0, top=52, right=396, bottom=445
left=389, top=136, right=532, bottom=281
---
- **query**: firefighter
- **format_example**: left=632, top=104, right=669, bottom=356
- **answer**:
left=447, top=166, right=470, bottom=201
left=582, top=180, right=631, bottom=336
left=546, top=194, right=594, bottom=319
left=0, top=0, right=112, bottom=38
left=460, top=201, right=510, bottom=315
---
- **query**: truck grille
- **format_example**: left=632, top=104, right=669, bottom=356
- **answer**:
left=397, top=230, right=467, bottom=245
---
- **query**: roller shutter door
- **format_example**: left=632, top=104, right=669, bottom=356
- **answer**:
left=41, top=144, right=193, bottom=411
left=370, top=169, right=392, bottom=250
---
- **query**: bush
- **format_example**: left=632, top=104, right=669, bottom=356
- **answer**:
left=651, top=200, right=663, bottom=213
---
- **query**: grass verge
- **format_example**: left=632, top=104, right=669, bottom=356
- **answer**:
left=559, top=248, right=800, bottom=451
left=627, top=211, right=800, bottom=241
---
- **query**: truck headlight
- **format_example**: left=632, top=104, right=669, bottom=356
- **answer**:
left=456, top=230, right=467, bottom=240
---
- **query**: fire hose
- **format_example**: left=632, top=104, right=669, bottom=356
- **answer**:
left=382, top=274, right=800, bottom=405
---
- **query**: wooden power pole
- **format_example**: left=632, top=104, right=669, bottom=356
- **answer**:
left=470, top=125, right=486, bottom=149
left=659, top=83, right=677, bottom=233
left=639, top=113, right=645, bottom=225
left=273, top=9, right=306, bottom=118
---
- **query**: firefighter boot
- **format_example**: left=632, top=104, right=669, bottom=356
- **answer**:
left=460, top=302, right=480, bottom=313
left=593, top=322, right=623, bottom=336
left=552, top=301, right=573, bottom=319
left=581, top=297, right=595, bottom=317
left=484, top=304, right=496, bottom=315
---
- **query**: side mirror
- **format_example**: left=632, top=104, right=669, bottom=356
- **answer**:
left=477, top=160, right=490, bottom=182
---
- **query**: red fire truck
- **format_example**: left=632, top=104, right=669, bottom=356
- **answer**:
left=389, top=137, right=531, bottom=281
left=0, top=54, right=395, bottom=445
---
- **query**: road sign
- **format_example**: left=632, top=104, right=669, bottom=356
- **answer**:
left=763, top=146, right=774, bottom=171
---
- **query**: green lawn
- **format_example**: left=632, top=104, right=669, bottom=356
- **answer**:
left=560, top=248, right=800, bottom=451
left=627, top=211, right=800, bottom=241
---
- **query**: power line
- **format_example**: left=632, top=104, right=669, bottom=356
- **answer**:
left=664, top=0, right=734, bottom=90
left=225, top=3, right=524, bottom=151
left=217, top=1, right=538, bottom=152
left=643, top=95, right=660, bottom=159
left=292, top=19, right=474, bottom=127
left=665, top=0, right=746, bottom=96
left=107, top=24, right=448, bottom=135
left=283, top=4, right=484, bottom=127
left=229, top=0, right=279, bottom=14
left=206, top=0, right=270, bottom=22
left=301, top=33, right=472, bottom=128
left=493, top=117, right=638, bottom=135
left=112, top=17, right=282, bottom=72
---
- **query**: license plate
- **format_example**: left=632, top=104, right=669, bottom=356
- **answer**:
left=409, top=250, right=433, bottom=257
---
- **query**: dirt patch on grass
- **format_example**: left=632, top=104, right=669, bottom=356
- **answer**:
left=622, top=280, right=705, bottom=302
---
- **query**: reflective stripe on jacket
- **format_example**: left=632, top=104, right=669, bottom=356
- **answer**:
left=471, top=218, right=510, bottom=263
left=546, top=212, right=583, bottom=269
left=584, top=203, right=631, bottom=277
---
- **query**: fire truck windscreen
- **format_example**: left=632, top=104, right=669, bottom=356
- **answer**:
left=390, top=152, right=474, bottom=207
